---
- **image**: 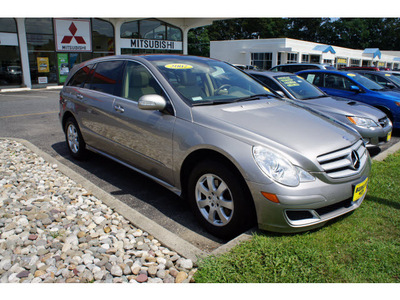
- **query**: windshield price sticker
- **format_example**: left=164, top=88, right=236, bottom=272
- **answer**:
left=278, top=76, right=300, bottom=87
left=165, top=64, right=193, bottom=70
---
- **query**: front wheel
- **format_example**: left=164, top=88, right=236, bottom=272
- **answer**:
left=187, top=160, right=256, bottom=239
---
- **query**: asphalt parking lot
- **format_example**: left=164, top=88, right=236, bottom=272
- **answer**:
left=1, top=88, right=399, bottom=252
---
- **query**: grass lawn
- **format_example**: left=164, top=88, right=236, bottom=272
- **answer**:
left=194, top=151, right=400, bottom=283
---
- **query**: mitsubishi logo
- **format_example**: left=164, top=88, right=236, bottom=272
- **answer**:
left=61, top=22, right=86, bottom=44
left=349, top=150, right=360, bottom=170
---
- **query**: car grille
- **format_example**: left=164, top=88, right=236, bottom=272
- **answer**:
left=317, top=140, right=367, bottom=179
left=378, top=116, right=390, bottom=128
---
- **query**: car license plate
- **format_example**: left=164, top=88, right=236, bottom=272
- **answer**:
left=353, top=178, right=368, bottom=202
left=387, top=131, right=392, bottom=142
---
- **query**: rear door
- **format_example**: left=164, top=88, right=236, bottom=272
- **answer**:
left=78, top=60, right=125, bottom=151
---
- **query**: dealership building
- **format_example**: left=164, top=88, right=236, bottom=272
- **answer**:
left=3, top=18, right=400, bottom=90
left=210, top=38, right=400, bottom=70
left=0, top=17, right=217, bottom=89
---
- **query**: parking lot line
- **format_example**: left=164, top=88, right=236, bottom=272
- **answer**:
left=0, top=111, right=58, bottom=119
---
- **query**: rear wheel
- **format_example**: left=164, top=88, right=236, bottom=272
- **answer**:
left=188, top=160, right=256, bottom=239
left=64, top=117, right=87, bottom=160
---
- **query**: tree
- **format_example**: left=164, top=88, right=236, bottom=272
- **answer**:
left=188, top=18, right=400, bottom=56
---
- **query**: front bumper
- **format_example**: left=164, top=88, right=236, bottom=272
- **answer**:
left=248, top=155, right=372, bottom=233
left=356, top=123, right=392, bottom=147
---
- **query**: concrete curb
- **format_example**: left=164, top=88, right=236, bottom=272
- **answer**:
left=3, top=138, right=207, bottom=263
left=0, top=86, right=63, bottom=93
left=372, top=141, right=400, bottom=161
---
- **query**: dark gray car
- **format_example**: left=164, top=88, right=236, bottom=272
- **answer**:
left=59, top=55, right=371, bottom=239
left=248, top=70, right=393, bottom=147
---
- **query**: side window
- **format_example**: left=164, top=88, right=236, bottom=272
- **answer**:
left=122, top=61, right=164, bottom=101
left=303, top=73, right=323, bottom=87
left=89, top=61, right=125, bottom=96
left=324, top=74, right=354, bottom=90
left=67, top=64, right=93, bottom=87
left=375, top=75, right=390, bottom=86
left=254, top=75, right=282, bottom=92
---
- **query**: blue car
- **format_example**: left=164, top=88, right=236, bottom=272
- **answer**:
left=297, top=70, right=400, bottom=129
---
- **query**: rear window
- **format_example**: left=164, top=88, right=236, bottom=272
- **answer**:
left=67, top=65, right=93, bottom=87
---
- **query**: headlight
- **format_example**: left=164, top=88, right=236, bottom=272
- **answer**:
left=252, top=146, right=315, bottom=187
left=347, top=116, right=378, bottom=128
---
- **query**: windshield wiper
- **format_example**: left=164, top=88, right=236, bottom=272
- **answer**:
left=302, top=95, right=328, bottom=100
left=191, top=94, right=276, bottom=106
left=232, top=93, right=278, bottom=102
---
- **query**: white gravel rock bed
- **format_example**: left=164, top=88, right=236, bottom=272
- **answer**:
left=0, top=139, right=197, bottom=283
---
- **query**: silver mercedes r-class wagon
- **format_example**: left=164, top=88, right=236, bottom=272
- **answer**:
left=59, top=55, right=371, bottom=239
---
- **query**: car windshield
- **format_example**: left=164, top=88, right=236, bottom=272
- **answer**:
left=147, top=56, right=275, bottom=105
left=350, top=73, right=385, bottom=91
left=384, top=73, right=400, bottom=85
left=275, top=75, right=325, bottom=100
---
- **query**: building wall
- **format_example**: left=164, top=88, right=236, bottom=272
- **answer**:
left=210, top=38, right=400, bottom=70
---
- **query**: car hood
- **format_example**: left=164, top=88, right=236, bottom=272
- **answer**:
left=191, top=99, right=360, bottom=165
left=297, top=96, right=386, bottom=120
left=376, top=89, right=400, bottom=100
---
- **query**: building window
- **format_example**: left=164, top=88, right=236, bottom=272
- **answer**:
left=350, top=59, right=360, bottom=66
left=92, top=18, right=115, bottom=57
left=26, top=18, right=57, bottom=84
left=0, top=18, right=21, bottom=86
left=302, top=54, right=309, bottom=63
left=120, top=19, right=183, bottom=54
left=251, top=52, right=272, bottom=70
left=336, top=57, right=348, bottom=69
left=287, top=53, right=298, bottom=64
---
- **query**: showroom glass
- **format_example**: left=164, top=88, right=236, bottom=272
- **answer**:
left=148, top=57, right=275, bottom=104
left=120, top=19, right=182, bottom=41
left=0, top=18, right=22, bottom=86
left=275, top=75, right=324, bottom=100
left=92, top=18, right=115, bottom=55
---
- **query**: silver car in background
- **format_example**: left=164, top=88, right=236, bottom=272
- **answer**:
left=59, top=55, right=371, bottom=239
left=248, top=70, right=393, bottom=147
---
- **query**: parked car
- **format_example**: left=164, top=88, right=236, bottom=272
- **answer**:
left=340, top=66, right=380, bottom=71
left=233, top=64, right=258, bottom=70
left=247, top=70, right=392, bottom=147
left=270, top=63, right=335, bottom=73
left=349, top=70, right=400, bottom=91
left=297, top=69, right=400, bottom=129
left=60, top=55, right=371, bottom=239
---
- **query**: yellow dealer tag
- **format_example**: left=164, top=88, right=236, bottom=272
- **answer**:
left=165, top=64, right=193, bottom=69
left=263, top=86, right=271, bottom=92
left=385, top=74, right=391, bottom=77
left=347, top=73, right=356, bottom=77
left=353, top=177, right=368, bottom=202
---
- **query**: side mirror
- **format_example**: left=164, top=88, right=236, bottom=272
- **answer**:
left=275, top=91, right=285, bottom=97
left=350, top=85, right=361, bottom=93
left=138, top=94, right=167, bottom=111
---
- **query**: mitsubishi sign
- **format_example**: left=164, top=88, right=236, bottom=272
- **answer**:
left=121, top=38, right=183, bottom=51
left=54, top=19, right=92, bottom=52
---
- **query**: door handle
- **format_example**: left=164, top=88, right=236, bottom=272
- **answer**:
left=76, top=94, right=84, bottom=100
left=114, top=105, right=125, bottom=113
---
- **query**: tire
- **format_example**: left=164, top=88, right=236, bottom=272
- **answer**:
left=187, top=160, right=256, bottom=239
left=64, top=117, right=88, bottom=160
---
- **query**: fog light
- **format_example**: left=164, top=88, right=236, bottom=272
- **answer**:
left=261, top=192, right=280, bottom=203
